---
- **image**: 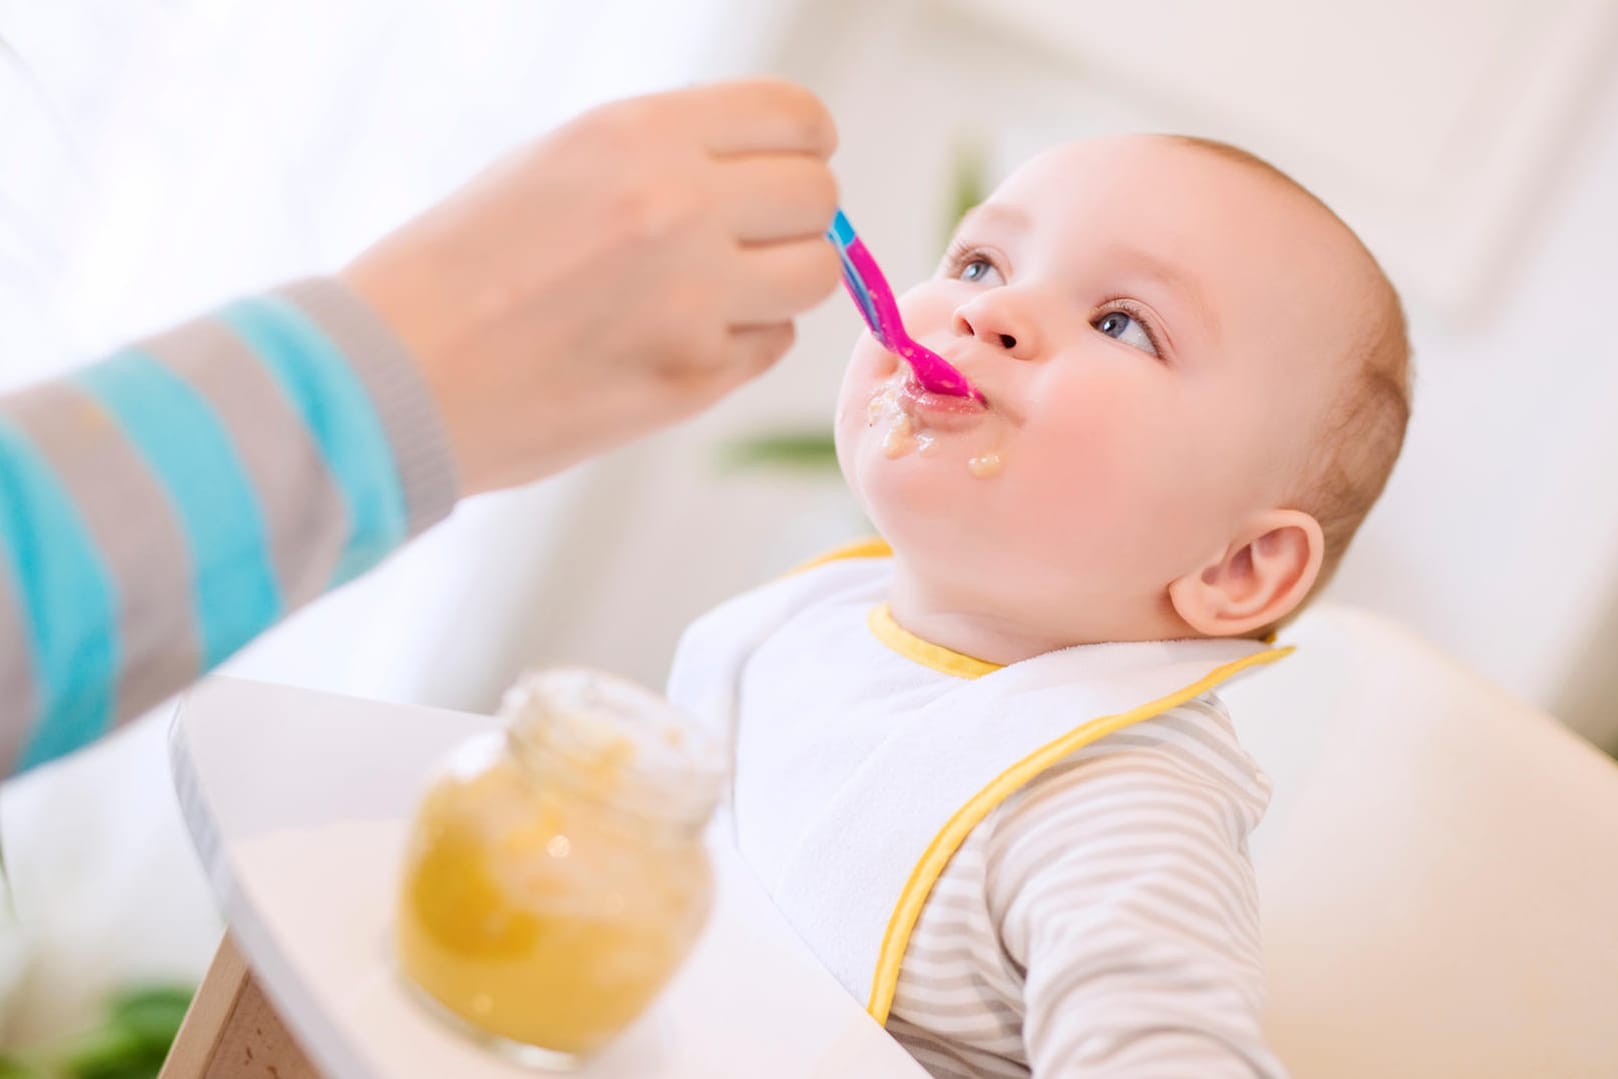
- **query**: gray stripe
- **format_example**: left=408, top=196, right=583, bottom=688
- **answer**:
left=1183, top=692, right=1236, bottom=733
left=1002, top=795, right=1236, bottom=872
left=1039, top=739, right=1266, bottom=815
left=997, top=804, right=1233, bottom=873
left=893, top=1041, right=1016, bottom=1074
left=915, top=887, right=989, bottom=919
left=277, top=278, right=459, bottom=536
left=1035, top=750, right=1263, bottom=808
left=141, top=316, right=348, bottom=609
left=900, top=963, right=1025, bottom=1010
left=1147, top=709, right=1260, bottom=780
left=1047, top=706, right=1254, bottom=772
left=1028, top=955, right=1240, bottom=1014
left=1011, top=852, right=1258, bottom=941
left=992, top=826, right=1260, bottom=945
left=909, top=1056, right=978, bottom=1079
left=1000, top=829, right=1257, bottom=930
left=1000, top=772, right=1231, bottom=842
left=3, top=380, right=199, bottom=725
left=893, top=1022, right=1016, bottom=1074
left=1082, top=746, right=1253, bottom=839
left=1029, top=734, right=1266, bottom=803
left=899, top=965, right=1017, bottom=996
left=1034, top=1019, right=1257, bottom=1076
left=1114, top=885, right=1264, bottom=957
left=886, top=1038, right=988, bottom=1079
left=900, top=935, right=1025, bottom=996
left=1011, top=752, right=1220, bottom=798
left=1068, top=918, right=1258, bottom=985
left=900, top=931, right=1012, bottom=970
left=0, top=548, right=33, bottom=772
left=890, top=1019, right=1029, bottom=1078
left=1101, top=731, right=1255, bottom=793
left=1024, top=873, right=1256, bottom=966
left=895, top=990, right=1022, bottom=1032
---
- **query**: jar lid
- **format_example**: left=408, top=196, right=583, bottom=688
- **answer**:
left=499, top=667, right=727, bottom=828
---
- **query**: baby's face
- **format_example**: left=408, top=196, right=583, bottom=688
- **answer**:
left=834, top=136, right=1377, bottom=643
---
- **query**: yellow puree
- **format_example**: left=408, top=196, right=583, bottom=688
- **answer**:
left=396, top=739, right=712, bottom=1055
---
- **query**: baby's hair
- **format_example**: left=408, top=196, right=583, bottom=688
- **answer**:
left=1171, top=136, right=1413, bottom=612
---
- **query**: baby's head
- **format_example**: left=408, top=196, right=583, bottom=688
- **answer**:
left=834, top=135, right=1410, bottom=660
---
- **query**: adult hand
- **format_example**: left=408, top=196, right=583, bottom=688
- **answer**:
left=342, top=78, right=841, bottom=495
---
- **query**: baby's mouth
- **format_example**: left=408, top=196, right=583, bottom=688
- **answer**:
left=863, top=371, right=989, bottom=461
left=897, top=373, right=989, bottom=430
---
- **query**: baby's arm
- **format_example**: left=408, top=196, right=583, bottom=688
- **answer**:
left=989, top=721, right=1287, bottom=1077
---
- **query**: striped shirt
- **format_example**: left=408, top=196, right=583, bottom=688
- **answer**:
left=708, top=567, right=1286, bottom=1078
left=0, top=278, right=457, bottom=774
left=886, top=698, right=1282, bottom=1078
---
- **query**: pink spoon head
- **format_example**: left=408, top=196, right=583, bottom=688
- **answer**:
left=895, top=338, right=982, bottom=401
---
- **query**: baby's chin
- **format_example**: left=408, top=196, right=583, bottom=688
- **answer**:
left=848, top=440, right=983, bottom=545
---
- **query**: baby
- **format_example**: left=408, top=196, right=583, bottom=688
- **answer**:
left=670, top=134, right=1411, bottom=1077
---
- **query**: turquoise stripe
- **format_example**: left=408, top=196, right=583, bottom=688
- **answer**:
left=216, top=296, right=408, bottom=585
left=0, top=420, right=119, bottom=769
left=74, top=354, right=283, bottom=668
left=829, top=208, right=856, bottom=246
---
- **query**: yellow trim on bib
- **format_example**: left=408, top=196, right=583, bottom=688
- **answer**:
left=787, top=536, right=893, bottom=576
left=864, top=643, right=1295, bottom=1023
left=867, top=602, right=1003, bottom=680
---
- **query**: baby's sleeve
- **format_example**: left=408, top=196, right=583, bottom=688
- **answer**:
left=986, top=709, right=1287, bottom=1078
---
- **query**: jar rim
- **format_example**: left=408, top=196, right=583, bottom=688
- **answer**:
left=500, top=667, right=727, bottom=830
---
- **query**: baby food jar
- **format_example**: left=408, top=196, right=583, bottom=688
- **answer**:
left=395, top=667, right=725, bottom=1067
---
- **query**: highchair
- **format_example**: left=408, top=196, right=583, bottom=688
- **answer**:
left=1226, top=604, right=1618, bottom=1078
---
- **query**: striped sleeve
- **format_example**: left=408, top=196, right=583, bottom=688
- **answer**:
left=886, top=697, right=1288, bottom=1078
left=0, top=277, right=458, bottom=773
left=988, top=700, right=1286, bottom=1078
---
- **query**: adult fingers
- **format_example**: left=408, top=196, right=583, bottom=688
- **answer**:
left=712, top=153, right=839, bottom=243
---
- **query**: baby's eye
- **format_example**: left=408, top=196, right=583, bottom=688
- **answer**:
left=1093, top=309, right=1159, bottom=357
left=957, top=258, right=1004, bottom=286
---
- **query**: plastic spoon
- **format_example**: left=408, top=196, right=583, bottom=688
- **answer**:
left=827, top=209, right=982, bottom=401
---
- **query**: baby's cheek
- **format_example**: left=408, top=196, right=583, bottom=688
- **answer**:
left=896, top=284, right=957, bottom=328
left=834, top=344, right=886, bottom=430
left=1048, top=392, right=1142, bottom=474
left=853, top=334, right=900, bottom=380
left=1034, top=389, right=1185, bottom=520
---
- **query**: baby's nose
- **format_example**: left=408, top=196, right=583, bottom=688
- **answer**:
left=953, top=296, right=1038, bottom=359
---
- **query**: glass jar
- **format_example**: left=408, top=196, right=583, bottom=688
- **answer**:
left=395, top=667, right=724, bottom=1066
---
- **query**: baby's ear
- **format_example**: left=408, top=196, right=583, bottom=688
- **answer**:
left=1167, top=510, right=1325, bottom=637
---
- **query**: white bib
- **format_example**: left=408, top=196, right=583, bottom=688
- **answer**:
left=668, top=551, right=1290, bottom=1022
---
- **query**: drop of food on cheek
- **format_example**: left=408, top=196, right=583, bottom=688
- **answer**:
left=967, top=451, right=1003, bottom=479
left=916, top=432, right=939, bottom=457
left=883, top=413, right=918, bottom=459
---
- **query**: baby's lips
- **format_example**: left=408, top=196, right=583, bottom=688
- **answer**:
left=922, top=362, right=984, bottom=403
left=920, top=352, right=990, bottom=407
left=902, top=340, right=982, bottom=402
left=896, top=378, right=991, bottom=434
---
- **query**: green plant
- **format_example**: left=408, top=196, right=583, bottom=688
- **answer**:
left=0, top=1056, right=45, bottom=1079
left=0, top=985, right=194, bottom=1079
left=942, top=137, right=991, bottom=247
left=719, top=430, right=839, bottom=473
